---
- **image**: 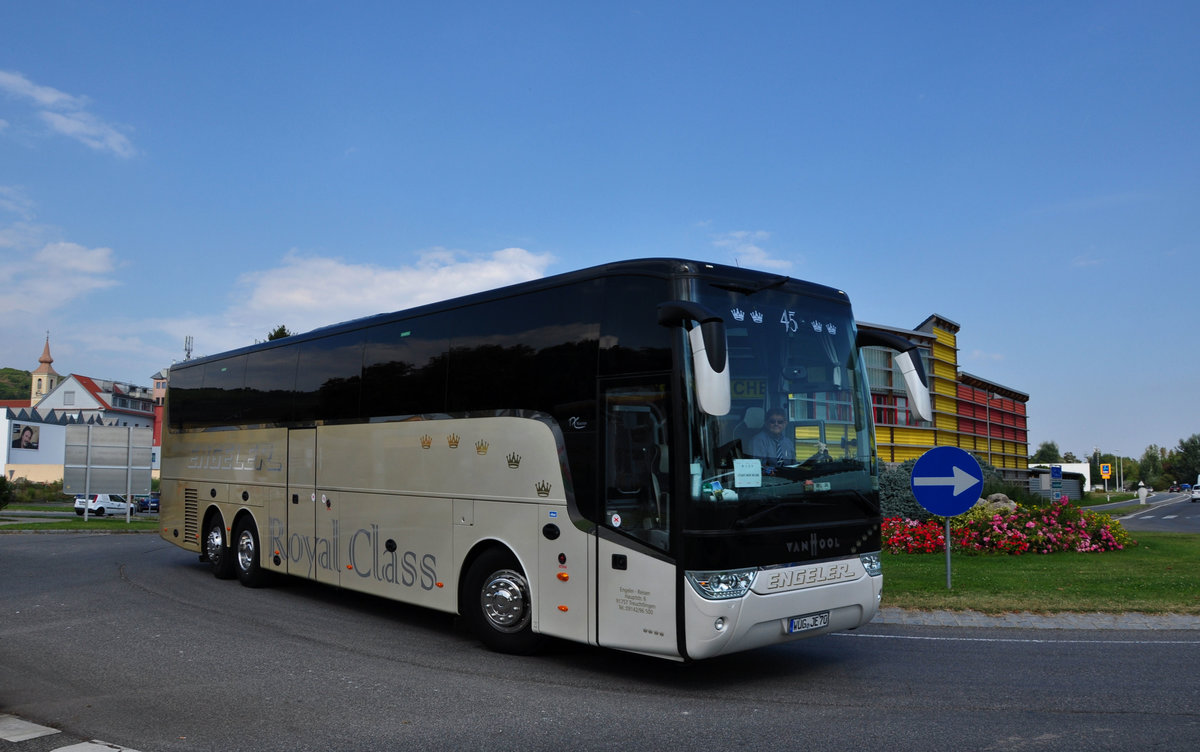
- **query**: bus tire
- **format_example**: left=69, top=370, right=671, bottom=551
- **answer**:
left=233, top=517, right=267, bottom=588
left=204, top=515, right=235, bottom=580
left=464, top=548, right=543, bottom=655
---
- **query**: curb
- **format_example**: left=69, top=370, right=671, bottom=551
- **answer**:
left=874, top=606, right=1200, bottom=630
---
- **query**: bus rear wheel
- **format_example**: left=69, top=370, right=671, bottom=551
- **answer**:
left=204, top=516, right=235, bottom=580
left=464, top=549, right=543, bottom=655
left=233, top=517, right=267, bottom=588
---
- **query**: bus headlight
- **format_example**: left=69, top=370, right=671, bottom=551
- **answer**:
left=859, top=552, right=882, bottom=577
left=685, top=568, right=757, bottom=600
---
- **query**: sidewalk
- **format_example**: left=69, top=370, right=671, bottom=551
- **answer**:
left=874, top=607, right=1200, bottom=630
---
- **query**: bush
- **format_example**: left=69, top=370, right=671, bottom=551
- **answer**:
left=880, top=459, right=928, bottom=520
left=0, top=479, right=64, bottom=507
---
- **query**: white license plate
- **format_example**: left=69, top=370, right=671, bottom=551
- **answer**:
left=787, top=611, right=830, bottom=634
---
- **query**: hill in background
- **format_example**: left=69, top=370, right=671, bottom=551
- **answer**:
left=0, top=368, right=32, bottom=400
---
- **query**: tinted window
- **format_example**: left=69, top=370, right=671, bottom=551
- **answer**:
left=600, top=275, right=673, bottom=375
left=362, top=313, right=453, bottom=417
left=166, top=363, right=205, bottom=428
left=203, top=356, right=248, bottom=424
left=446, top=281, right=601, bottom=418
left=243, top=346, right=299, bottom=424
left=293, top=331, right=365, bottom=422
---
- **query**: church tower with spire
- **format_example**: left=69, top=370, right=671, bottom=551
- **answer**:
left=31, top=333, right=61, bottom=405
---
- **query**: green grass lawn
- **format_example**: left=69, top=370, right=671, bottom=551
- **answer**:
left=882, top=531, right=1200, bottom=614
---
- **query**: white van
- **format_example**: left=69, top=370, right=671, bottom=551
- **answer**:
left=73, top=494, right=130, bottom=516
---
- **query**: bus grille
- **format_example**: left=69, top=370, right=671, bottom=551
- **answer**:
left=183, top=488, right=199, bottom=543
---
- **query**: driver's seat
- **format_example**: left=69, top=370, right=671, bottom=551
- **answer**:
left=733, top=407, right=765, bottom=452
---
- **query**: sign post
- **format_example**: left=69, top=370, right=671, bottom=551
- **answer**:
left=910, top=447, right=984, bottom=589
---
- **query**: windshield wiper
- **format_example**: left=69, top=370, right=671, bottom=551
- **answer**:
left=733, top=501, right=811, bottom=529
left=731, top=488, right=877, bottom=529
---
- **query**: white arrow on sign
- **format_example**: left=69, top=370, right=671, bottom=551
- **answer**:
left=913, top=465, right=980, bottom=496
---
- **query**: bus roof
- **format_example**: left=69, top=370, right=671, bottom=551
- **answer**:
left=171, top=257, right=849, bottom=371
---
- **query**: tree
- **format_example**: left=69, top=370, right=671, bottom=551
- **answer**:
left=266, top=325, right=293, bottom=341
left=1174, top=434, right=1200, bottom=486
left=1030, top=441, right=1061, bottom=463
left=1140, top=445, right=1165, bottom=488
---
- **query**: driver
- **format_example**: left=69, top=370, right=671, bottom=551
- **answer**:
left=751, top=407, right=796, bottom=471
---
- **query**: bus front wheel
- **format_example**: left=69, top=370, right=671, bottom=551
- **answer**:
left=233, top=517, right=267, bottom=588
left=204, top=516, right=235, bottom=580
left=464, top=549, right=543, bottom=655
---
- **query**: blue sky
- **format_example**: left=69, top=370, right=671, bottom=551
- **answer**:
left=2, top=1, right=1196, bottom=462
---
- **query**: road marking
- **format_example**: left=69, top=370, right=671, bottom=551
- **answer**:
left=837, top=633, right=1200, bottom=646
left=0, top=713, right=141, bottom=750
left=0, top=713, right=59, bottom=741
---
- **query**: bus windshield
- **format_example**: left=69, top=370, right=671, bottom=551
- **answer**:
left=685, top=283, right=877, bottom=533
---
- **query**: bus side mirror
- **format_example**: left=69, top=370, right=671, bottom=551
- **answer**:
left=657, top=301, right=731, bottom=417
left=855, top=329, right=933, bottom=423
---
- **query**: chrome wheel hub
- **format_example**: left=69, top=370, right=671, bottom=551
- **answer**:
left=237, top=529, right=255, bottom=572
left=205, top=527, right=223, bottom=561
left=480, top=569, right=531, bottom=633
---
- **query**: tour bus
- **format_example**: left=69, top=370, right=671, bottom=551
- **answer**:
left=159, top=258, right=930, bottom=661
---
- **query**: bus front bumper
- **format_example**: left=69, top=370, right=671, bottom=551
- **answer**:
left=682, top=562, right=881, bottom=660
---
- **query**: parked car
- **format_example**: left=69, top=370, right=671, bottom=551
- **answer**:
left=136, top=492, right=160, bottom=512
left=73, top=494, right=130, bottom=516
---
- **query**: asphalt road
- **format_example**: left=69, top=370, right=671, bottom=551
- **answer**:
left=1096, top=491, right=1200, bottom=533
left=2, top=533, right=1199, bottom=751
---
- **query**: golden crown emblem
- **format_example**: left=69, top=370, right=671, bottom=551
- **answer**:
left=419, top=434, right=432, bottom=449
left=535, top=480, right=551, bottom=497
left=506, top=452, right=521, bottom=468
left=447, top=433, right=461, bottom=449
left=475, top=440, right=489, bottom=455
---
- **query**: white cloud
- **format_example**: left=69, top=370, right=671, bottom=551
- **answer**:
left=711, top=230, right=795, bottom=271
left=0, top=186, right=36, bottom=221
left=0, top=231, right=119, bottom=314
left=38, top=110, right=136, bottom=158
left=0, top=70, right=85, bottom=109
left=161, top=247, right=557, bottom=357
left=0, top=69, right=135, bottom=157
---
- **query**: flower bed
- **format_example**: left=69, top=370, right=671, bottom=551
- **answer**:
left=882, top=499, right=1135, bottom=555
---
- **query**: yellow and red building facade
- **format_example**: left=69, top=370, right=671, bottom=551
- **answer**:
left=860, top=314, right=1029, bottom=481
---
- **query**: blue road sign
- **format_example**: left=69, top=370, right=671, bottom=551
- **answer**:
left=910, top=446, right=984, bottom=517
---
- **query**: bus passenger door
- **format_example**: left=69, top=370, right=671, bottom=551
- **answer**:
left=595, top=382, right=680, bottom=658
left=286, top=429, right=321, bottom=581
